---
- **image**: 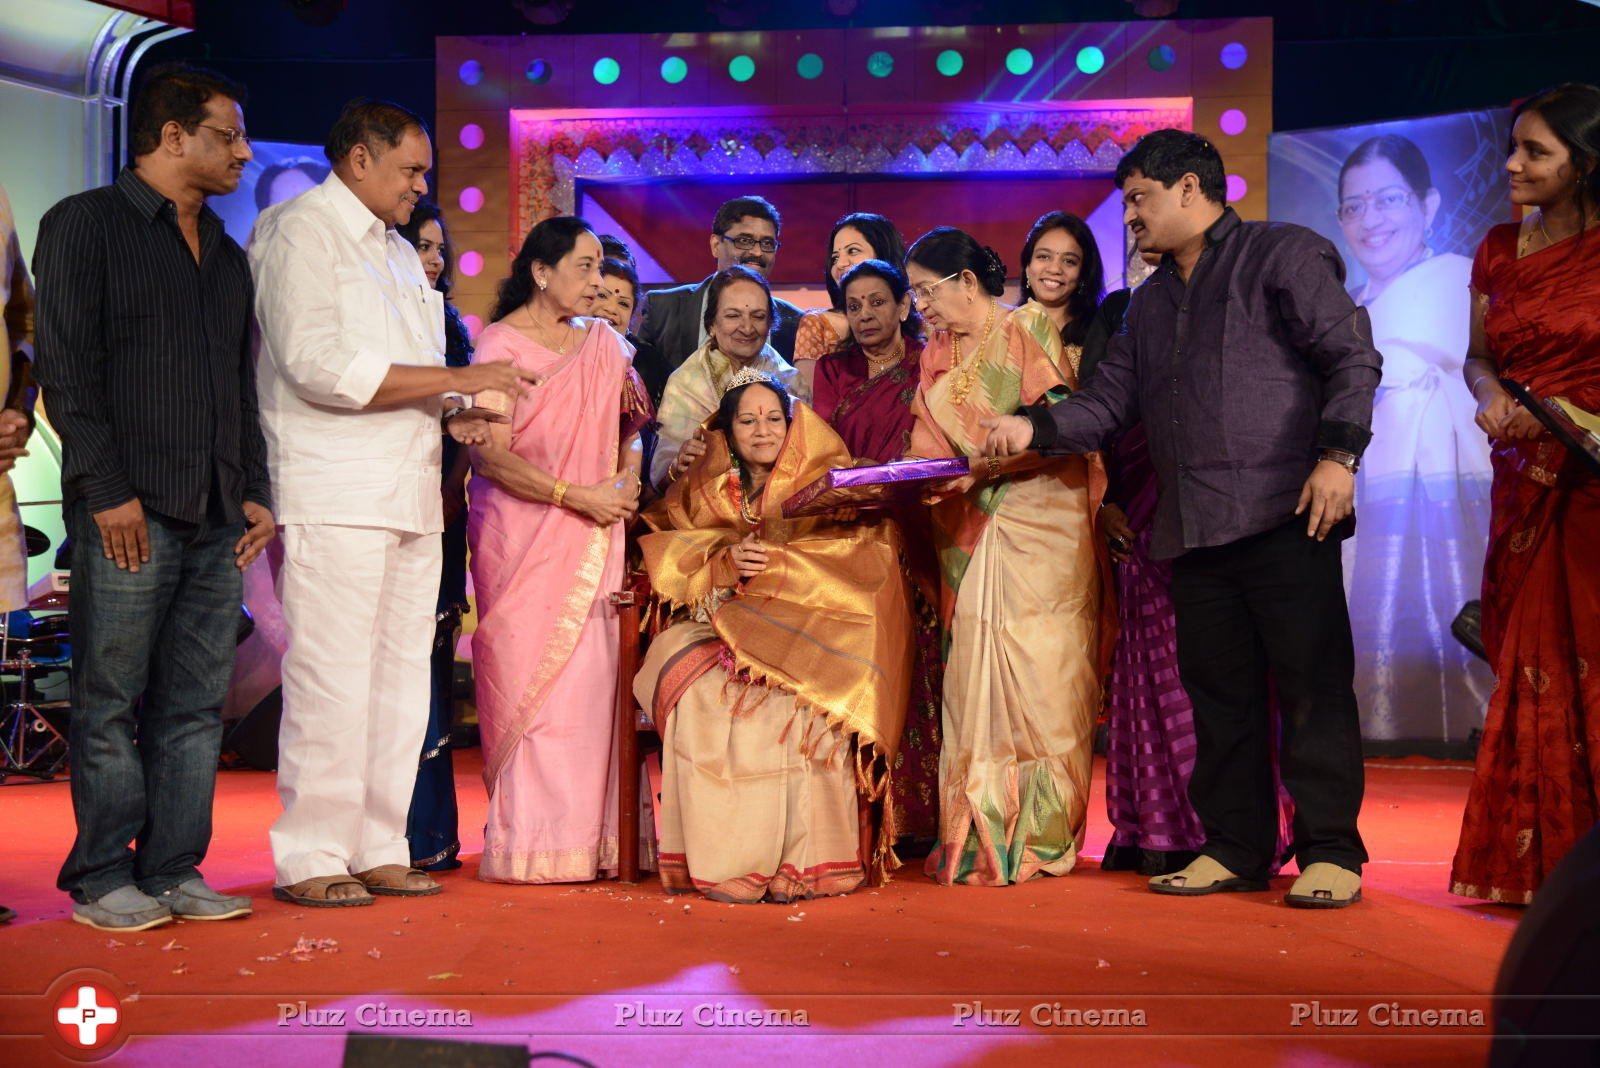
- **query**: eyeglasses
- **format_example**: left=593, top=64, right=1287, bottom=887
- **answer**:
left=718, top=233, right=780, bottom=254
left=1336, top=187, right=1415, bottom=222
left=196, top=124, right=252, bottom=147
left=909, top=272, right=960, bottom=304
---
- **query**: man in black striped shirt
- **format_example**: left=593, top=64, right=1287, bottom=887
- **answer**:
left=34, top=64, right=274, bottom=932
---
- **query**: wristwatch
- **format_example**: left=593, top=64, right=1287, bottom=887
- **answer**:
left=1319, top=449, right=1359, bottom=473
left=441, top=405, right=466, bottom=426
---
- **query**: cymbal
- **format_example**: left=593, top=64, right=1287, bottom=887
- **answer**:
left=23, top=525, right=49, bottom=558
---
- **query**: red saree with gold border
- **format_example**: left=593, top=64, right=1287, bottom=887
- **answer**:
left=1450, top=223, right=1600, bottom=903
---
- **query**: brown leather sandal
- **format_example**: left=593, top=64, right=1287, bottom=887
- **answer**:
left=354, top=865, right=442, bottom=897
left=1149, top=856, right=1269, bottom=896
left=271, top=875, right=375, bottom=908
left=1285, top=862, right=1362, bottom=909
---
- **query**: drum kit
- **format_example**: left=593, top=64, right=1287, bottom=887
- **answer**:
left=0, top=520, right=260, bottom=784
left=0, top=524, right=70, bottom=783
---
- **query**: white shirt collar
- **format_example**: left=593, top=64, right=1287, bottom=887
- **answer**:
left=321, top=171, right=388, bottom=245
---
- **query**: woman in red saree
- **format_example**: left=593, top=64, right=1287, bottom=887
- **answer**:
left=812, top=259, right=942, bottom=846
left=1452, top=83, right=1600, bottom=903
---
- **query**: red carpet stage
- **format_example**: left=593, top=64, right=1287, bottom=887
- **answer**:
left=1, top=753, right=1517, bottom=1064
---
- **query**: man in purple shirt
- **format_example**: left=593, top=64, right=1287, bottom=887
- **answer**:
left=983, top=130, right=1381, bottom=909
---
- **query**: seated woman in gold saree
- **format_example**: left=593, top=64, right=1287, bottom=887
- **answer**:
left=633, top=370, right=912, bottom=903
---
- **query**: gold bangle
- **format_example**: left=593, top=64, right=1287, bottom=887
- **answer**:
left=986, top=455, right=1001, bottom=480
left=551, top=479, right=570, bottom=508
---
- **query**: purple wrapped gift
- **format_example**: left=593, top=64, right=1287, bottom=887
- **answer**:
left=781, top=456, right=971, bottom=518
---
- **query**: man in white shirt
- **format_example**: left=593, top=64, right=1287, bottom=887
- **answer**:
left=251, top=99, right=537, bottom=907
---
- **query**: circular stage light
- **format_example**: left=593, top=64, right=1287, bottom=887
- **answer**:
left=457, top=60, right=483, bottom=87
left=661, top=56, right=687, bottom=84
left=1219, top=108, right=1248, bottom=136
left=1226, top=174, right=1248, bottom=202
left=936, top=49, right=964, bottom=77
left=867, top=50, right=894, bottom=78
left=1220, top=42, right=1248, bottom=70
left=525, top=58, right=553, bottom=84
left=1076, top=46, right=1105, bottom=75
left=458, top=123, right=484, bottom=150
left=728, top=55, right=755, bottom=82
left=458, top=187, right=485, bottom=214
left=459, top=250, right=485, bottom=277
left=463, top=314, right=483, bottom=339
left=593, top=57, right=621, bottom=85
left=1005, top=48, right=1034, bottom=76
left=797, top=52, right=824, bottom=79
left=1148, top=44, right=1176, bottom=71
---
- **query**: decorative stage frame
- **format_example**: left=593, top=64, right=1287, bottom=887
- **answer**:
left=436, top=19, right=1272, bottom=324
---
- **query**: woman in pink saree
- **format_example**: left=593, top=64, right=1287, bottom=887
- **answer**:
left=468, top=217, right=653, bottom=883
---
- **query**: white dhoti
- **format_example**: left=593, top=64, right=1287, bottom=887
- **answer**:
left=270, top=523, right=440, bottom=886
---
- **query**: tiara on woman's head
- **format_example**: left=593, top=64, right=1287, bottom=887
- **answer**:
left=722, top=365, right=778, bottom=394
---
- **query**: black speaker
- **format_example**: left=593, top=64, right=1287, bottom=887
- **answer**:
left=341, top=1035, right=542, bottom=1067
left=222, top=687, right=281, bottom=771
left=1491, top=822, right=1600, bottom=1066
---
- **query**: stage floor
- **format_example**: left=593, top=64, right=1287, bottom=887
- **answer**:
left=1, top=751, right=1518, bottom=1065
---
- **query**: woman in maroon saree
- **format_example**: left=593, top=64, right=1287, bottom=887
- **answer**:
left=812, top=259, right=942, bottom=845
left=1452, top=83, right=1600, bottom=903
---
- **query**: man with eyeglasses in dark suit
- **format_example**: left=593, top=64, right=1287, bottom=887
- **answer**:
left=638, top=195, right=802, bottom=370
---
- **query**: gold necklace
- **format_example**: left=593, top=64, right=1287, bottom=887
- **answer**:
left=1520, top=207, right=1598, bottom=256
left=946, top=301, right=997, bottom=406
left=737, top=478, right=764, bottom=525
left=864, top=341, right=904, bottom=375
left=525, top=306, right=576, bottom=353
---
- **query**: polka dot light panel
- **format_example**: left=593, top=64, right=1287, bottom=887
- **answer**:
left=440, top=28, right=1268, bottom=106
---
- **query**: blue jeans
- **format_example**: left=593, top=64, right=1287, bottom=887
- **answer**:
left=57, top=501, right=242, bottom=903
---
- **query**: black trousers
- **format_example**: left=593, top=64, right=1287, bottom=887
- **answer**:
left=1169, top=520, right=1368, bottom=880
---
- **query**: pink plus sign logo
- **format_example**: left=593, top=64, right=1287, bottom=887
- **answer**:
left=53, top=982, right=121, bottom=1050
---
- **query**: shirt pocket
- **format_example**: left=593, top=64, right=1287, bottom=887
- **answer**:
left=332, top=263, right=390, bottom=349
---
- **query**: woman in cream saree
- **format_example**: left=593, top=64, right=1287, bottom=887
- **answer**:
left=634, top=377, right=912, bottom=902
left=906, top=227, right=1113, bottom=886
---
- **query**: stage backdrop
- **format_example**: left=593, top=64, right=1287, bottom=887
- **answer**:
left=436, top=19, right=1277, bottom=328
left=1269, top=108, right=1510, bottom=745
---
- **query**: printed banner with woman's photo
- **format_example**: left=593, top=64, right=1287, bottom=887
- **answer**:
left=1269, top=108, right=1512, bottom=745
